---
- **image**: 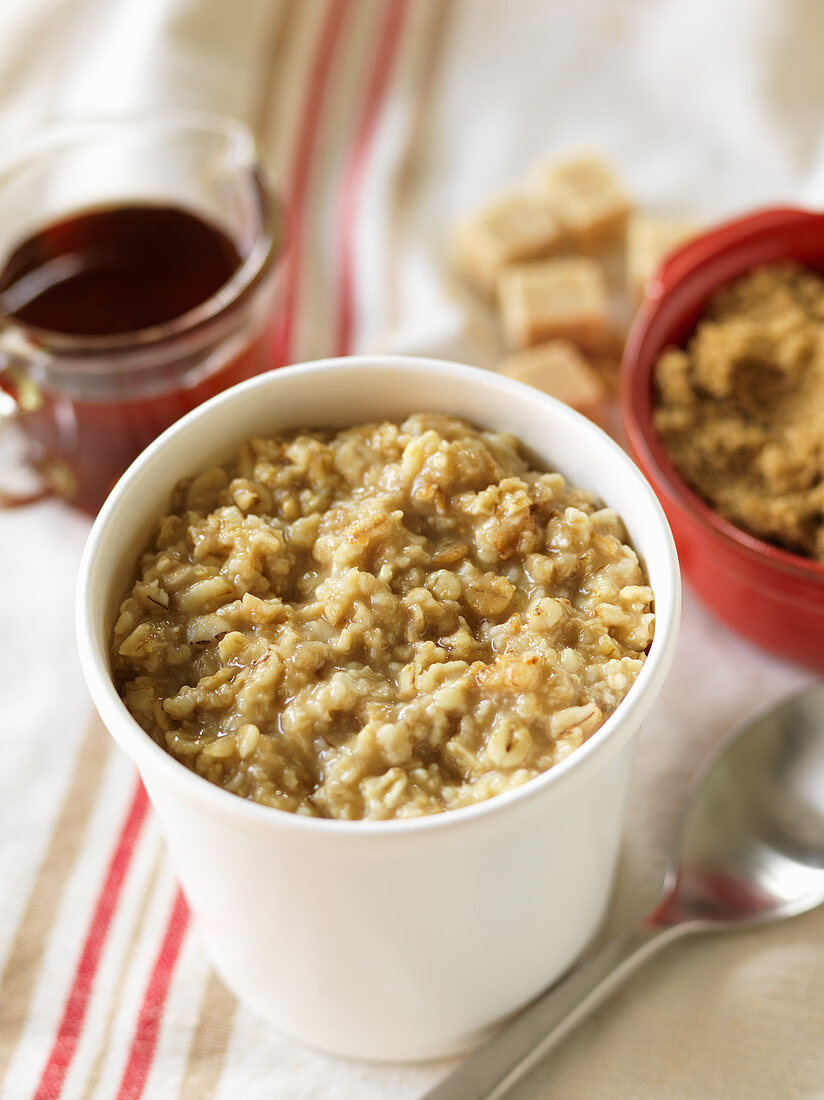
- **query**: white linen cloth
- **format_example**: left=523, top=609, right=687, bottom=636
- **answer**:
left=0, top=1, right=822, bottom=1096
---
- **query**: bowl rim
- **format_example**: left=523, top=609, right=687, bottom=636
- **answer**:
left=77, top=354, right=681, bottom=838
left=621, top=204, right=824, bottom=585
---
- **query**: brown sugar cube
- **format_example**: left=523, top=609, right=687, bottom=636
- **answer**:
left=499, top=340, right=609, bottom=426
left=449, top=191, right=565, bottom=298
left=497, top=256, right=610, bottom=352
left=536, top=153, right=632, bottom=250
left=627, top=212, right=698, bottom=301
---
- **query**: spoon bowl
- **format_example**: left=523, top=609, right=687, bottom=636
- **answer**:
left=656, top=683, right=824, bottom=927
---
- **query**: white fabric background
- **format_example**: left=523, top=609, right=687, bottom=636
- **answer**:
left=1, top=1, right=822, bottom=1097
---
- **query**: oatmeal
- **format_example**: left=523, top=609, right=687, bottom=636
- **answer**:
left=654, top=263, right=824, bottom=562
left=111, top=415, right=654, bottom=820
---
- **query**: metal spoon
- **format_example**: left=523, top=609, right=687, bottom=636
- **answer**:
left=424, top=683, right=824, bottom=1100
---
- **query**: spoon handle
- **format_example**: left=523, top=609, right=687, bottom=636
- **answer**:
left=422, top=919, right=694, bottom=1100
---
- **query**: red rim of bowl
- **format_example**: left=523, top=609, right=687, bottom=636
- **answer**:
left=621, top=204, right=824, bottom=585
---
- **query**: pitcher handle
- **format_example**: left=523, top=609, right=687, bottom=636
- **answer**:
left=0, top=361, right=50, bottom=507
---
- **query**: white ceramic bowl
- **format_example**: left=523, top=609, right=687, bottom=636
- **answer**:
left=76, top=356, right=680, bottom=1062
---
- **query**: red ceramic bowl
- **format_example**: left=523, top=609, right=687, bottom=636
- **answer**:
left=622, top=206, right=824, bottom=673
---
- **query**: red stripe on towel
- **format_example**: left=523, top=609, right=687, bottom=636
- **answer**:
left=114, top=889, right=191, bottom=1100
left=334, top=0, right=409, bottom=356
left=33, top=780, right=150, bottom=1100
left=272, top=0, right=354, bottom=366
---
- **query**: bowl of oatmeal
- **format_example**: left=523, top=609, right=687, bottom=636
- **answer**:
left=622, top=206, right=824, bottom=672
left=77, top=356, right=679, bottom=1060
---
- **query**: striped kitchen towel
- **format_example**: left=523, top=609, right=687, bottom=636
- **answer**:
left=1, top=2, right=823, bottom=1097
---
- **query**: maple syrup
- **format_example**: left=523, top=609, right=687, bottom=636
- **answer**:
left=0, top=203, right=278, bottom=512
left=0, top=204, right=242, bottom=336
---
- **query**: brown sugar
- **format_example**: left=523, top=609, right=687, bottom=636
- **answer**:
left=653, top=262, right=824, bottom=562
left=450, top=191, right=565, bottom=298
left=626, top=212, right=699, bottom=302
left=535, top=153, right=632, bottom=250
left=499, top=340, right=608, bottom=426
left=497, top=256, right=610, bottom=353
